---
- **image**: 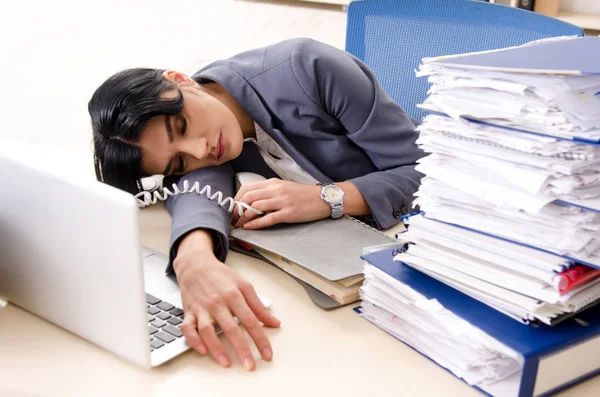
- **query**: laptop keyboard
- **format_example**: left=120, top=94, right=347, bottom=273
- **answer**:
left=146, top=293, right=185, bottom=352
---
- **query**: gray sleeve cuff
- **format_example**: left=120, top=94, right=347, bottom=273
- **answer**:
left=165, top=227, right=230, bottom=275
left=349, top=164, right=423, bottom=230
left=161, top=165, right=235, bottom=274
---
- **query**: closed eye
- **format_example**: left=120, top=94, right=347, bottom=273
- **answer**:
left=174, top=154, right=185, bottom=174
left=179, top=114, right=187, bottom=136
left=172, top=115, right=187, bottom=174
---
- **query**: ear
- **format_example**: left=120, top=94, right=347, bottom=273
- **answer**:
left=162, top=70, right=195, bottom=86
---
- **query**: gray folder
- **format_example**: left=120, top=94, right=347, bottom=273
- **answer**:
left=229, top=217, right=396, bottom=281
left=229, top=240, right=345, bottom=310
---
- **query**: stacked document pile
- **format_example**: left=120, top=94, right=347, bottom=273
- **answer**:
left=359, top=247, right=600, bottom=397
left=359, top=37, right=600, bottom=396
left=360, top=257, right=522, bottom=387
left=395, top=36, right=600, bottom=326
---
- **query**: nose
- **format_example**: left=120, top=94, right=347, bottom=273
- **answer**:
left=178, top=136, right=211, bottom=161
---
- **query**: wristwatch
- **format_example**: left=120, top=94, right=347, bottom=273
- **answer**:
left=318, top=182, right=344, bottom=219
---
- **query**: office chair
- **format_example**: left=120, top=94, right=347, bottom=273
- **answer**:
left=345, top=0, right=584, bottom=122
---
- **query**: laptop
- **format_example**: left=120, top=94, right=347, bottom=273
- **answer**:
left=0, top=147, right=270, bottom=368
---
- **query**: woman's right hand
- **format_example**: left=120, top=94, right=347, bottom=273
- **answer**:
left=173, top=230, right=281, bottom=371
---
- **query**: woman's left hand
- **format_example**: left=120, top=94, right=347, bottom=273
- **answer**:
left=232, top=179, right=331, bottom=230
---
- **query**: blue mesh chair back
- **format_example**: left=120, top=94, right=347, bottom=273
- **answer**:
left=345, top=0, right=584, bottom=122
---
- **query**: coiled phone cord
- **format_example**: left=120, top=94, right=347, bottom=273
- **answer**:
left=134, top=179, right=264, bottom=217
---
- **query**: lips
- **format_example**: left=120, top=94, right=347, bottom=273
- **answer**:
left=216, top=133, right=225, bottom=160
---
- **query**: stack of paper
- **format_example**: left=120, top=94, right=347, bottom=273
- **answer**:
left=358, top=247, right=600, bottom=397
left=396, top=36, right=600, bottom=326
left=417, top=36, right=600, bottom=140
left=360, top=262, right=522, bottom=386
left=397, top=214, right=600, bottom=325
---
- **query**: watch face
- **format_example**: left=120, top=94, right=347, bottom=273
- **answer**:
left=322, top=185, right=344, bottom=204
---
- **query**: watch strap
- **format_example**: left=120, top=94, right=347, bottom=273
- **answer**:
left=331, top=202, right=343, bottom=219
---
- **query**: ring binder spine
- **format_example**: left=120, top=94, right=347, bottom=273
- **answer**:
left=435, top=129, right=595, bottom=160
left=343, top=215, right=397, bottom=241
left=571, top=285, right=600, bottom=312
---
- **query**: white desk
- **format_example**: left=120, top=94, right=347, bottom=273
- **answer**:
left=1, top=204, right=599, bottom=397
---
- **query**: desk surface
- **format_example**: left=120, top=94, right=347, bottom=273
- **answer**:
left=1, top=204, right=599, bottom=397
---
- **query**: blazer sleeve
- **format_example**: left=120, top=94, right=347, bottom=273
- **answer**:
left=162, top=164, right=235, bottom=274
left=290, top=39, right=425, bottom=229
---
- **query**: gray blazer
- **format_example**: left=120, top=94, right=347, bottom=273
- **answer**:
left=163, top=38, right=424, bottom=272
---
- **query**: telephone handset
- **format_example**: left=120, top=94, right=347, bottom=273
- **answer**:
left=134, top=172, right=266, bottom=218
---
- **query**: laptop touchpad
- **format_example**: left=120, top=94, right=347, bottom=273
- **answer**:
left=142, top=253, right=180, bottom=298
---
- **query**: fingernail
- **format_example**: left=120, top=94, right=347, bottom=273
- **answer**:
left=243, top=358, right=255, bottom=371
left=261, top=348, right=273, bottom=361
left=244, top=223, right=252, bottom=229
left=198, top=344, right=207, bottom=355
left=218, top=355, right=229, bottom=367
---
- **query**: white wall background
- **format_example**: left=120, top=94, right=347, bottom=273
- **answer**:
left=0, top=0, right=346, bottom=156
left=560, top=0, right=600, bottom=14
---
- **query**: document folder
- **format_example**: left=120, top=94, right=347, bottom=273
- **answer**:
left=425, top=36, right=600, bottom=75
left=359, top=248, right=600, bottom=397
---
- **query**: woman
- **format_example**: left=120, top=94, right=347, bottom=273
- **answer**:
left=89, top=38, right=423, bottom=371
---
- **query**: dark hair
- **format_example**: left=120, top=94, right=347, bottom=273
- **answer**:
left=88, top=68, right=183, bottom=194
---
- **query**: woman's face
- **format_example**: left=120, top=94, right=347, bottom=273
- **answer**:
left=138, top=71, right=244, bottom=178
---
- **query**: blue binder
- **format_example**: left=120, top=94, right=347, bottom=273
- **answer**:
left=422, top=110, right=600, bottom=146
left=360, top=248, right=600, bottom=397
left=406, top=212, right=600, bottom=271
left=433, top=36, right=600, bottom=75
left=423, top=36, right=600, bottom=144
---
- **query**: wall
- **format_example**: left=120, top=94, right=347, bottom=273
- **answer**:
left=560, top=0, right=600, bottom=14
